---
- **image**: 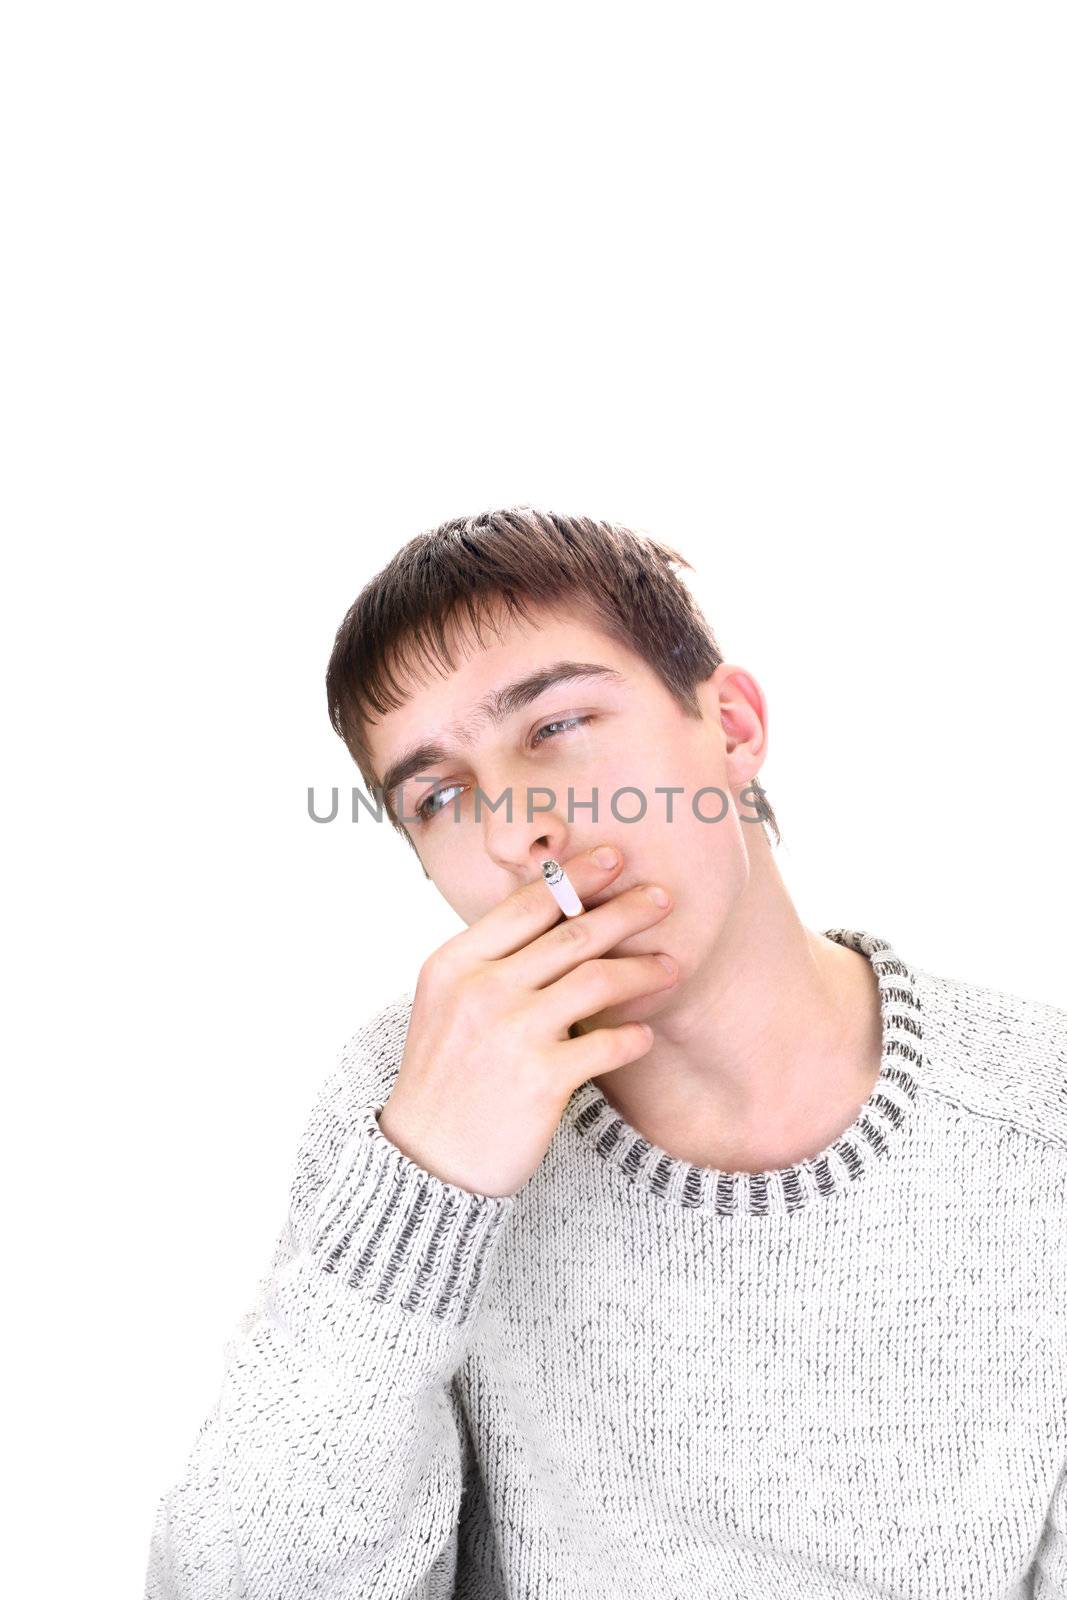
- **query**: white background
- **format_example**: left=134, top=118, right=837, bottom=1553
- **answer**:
left=3, top=4, right=1065, bottom=1593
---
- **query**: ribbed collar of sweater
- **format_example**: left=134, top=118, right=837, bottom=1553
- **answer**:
left=563, top=928, right=922, bottom=1220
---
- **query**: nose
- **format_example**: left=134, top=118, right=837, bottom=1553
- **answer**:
left=481, top=781, right=575, bottom=885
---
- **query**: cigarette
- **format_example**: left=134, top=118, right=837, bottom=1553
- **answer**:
left=541, top=857, right=585, bottom=918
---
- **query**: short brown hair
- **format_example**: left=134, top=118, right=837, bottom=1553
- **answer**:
left=325, top=506, right=780, bottom=858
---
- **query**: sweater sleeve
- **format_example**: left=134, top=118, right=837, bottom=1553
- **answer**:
left=143, top=1022, right=517, bottom=1600
left=1032, top=1452, right=1067, bottom=1597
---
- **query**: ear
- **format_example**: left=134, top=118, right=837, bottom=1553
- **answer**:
left=703, top=662, right=769, bottom=781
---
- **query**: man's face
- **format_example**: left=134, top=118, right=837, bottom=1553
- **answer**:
left=363, top=598, right=759, bottom=994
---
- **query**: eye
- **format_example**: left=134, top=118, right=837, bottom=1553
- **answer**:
left=530, top=714, right=592, bottom=747
left=415, top=783, right=464, bottom=824
left=414, top=717, right=594, bottom=826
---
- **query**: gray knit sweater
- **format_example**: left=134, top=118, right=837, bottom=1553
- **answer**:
left=144, top=928, right=1067, bottom=1598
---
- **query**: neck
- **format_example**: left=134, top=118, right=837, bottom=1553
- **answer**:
left=588, top=838, right=885, bottom=1175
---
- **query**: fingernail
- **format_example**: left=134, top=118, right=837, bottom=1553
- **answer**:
left=594, top=846, right=619, bottom=868
left=656, top=954, right=677, bottom=973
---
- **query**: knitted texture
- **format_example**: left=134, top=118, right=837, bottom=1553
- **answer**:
left=144, top=929, right=1067, bottom=1599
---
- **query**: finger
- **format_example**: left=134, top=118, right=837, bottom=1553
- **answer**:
left=549, top=1017, right=656, bottom=1091
left=458, top=844, right=625, bottom=963
left=537, top=950, right=678, bottom=1037
left=504, top=883, right=672, bottom=989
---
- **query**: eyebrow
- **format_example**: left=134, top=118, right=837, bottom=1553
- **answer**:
left=378, top=660, right=627, bottom=806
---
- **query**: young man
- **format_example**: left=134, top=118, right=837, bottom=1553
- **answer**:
left=145, top=507, right=1067, bottom=1598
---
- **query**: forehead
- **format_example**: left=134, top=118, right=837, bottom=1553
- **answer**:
left=363, top=599, right=647, bottom=775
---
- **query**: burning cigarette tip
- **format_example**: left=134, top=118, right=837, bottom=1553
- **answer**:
left=541, top=857, right=585, bottom=918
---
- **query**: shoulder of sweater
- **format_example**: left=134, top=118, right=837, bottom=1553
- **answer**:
left=911, top=961, right=1067, bottom=1152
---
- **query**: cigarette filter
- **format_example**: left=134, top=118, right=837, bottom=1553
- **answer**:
left=541, top=857, right=585, bottom=918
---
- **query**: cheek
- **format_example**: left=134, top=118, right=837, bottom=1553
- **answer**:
left=599, top=756, right=738, bottom=843
left=650, top=789, right=751, bottom=912
left=686, top=792, right=750, bottom=876
left=417, top=845, right=503, bottom=928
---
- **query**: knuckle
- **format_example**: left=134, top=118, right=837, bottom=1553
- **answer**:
left=467, top=960, right=506, bottom=1001
left=549, top=917, right=591, bottom=954
left=514, top=879, right=551, bottom=917
left=579, top=957, right=613, bottom=1004
left=593, top=1026, right=629, bottom=1065
left=421, top=942, right=476, bottom=1004
left=617, top=1021, right=648, bottom=1056
left=421, top=942, right=458, bottom=987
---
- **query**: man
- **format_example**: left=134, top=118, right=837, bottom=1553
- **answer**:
left=146, top=506, right=1067, bottom=1597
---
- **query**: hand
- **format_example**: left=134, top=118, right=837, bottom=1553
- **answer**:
left=376, top=845, right=676, bottom=1196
